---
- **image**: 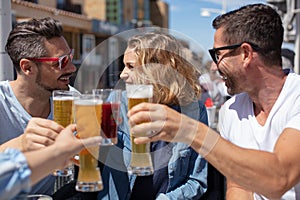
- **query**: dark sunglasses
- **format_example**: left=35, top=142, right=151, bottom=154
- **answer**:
left=27, top=49, right=74, bottom=70
left=209, top=42, right=259, bottom=64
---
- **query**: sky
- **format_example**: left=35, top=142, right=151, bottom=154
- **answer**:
left=160, top=0, right=268, bottom=61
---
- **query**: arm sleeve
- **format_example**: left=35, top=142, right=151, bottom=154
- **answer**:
left=0, top=148, right=31, bottom=199
left=157, top=102, right=208, bottom=200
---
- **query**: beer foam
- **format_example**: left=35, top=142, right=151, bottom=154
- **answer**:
left=53, top=96, right=74, bottom=101
left=74, top=99, right=103, bottom=105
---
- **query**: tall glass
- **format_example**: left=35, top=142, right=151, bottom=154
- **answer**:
left=126, top=84, right=154, bottom=176
left=52, top=90, right=79, bottom=177
left=74, top=94, right=103, bottom=192
left=92, top=89, right=121, bottom=146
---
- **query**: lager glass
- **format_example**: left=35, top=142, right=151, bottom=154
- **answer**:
left=92, top=89, right=121, bottom=146
left=52, top=90, right=79, bottom=177
left=75, top=94, right=103, bottom=192
left=126, top=84, right=154, bottom=176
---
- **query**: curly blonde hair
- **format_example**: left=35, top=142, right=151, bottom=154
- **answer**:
left=127, top=31, right=201, bottom=106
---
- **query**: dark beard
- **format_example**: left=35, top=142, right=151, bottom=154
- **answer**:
left=35, top=69, right=69, bottom=93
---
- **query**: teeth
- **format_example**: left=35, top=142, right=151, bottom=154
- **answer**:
left=60, top=77, right=69, bottom=80
left=221, top=76, right=227, bottom=80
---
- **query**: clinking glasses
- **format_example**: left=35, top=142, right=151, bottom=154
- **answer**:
left=209, top=42, right=259, bottom=64
left=27, top=49, right=74, bottom=70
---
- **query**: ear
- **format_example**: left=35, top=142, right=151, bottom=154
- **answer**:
left=241, top=43, right=254, bottom=66
left=19, top=58, right=34, bottom=75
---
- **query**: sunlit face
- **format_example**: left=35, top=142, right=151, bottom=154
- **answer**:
left=34, top=37, right=77, bottom=92
left=213, top=28, right=245, bottom=95
left=120, top=48, right=140, bottom=84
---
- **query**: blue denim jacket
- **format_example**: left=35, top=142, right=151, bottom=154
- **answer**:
left=0, top=148, right=31, bottom=200
left=98, top=91, right=208, bottom=200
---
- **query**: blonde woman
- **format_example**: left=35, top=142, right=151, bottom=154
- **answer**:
left=99, top=31, right=208, bottom=200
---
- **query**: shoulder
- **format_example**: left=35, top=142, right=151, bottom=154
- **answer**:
left=0, top=81, right=10, bottom=93
left=0, top=81, right=15, bottom=102
left=219, top=93, right=252, bottom=125
left=284, top=73, right=300, bottom=92
left=222, top=93, right=250, bottom=109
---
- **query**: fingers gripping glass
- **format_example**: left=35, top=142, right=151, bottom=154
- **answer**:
left=27, top=49, right=74, bottom=70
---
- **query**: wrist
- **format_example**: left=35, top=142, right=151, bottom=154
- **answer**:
left=196, top=124, right=220, bottom=157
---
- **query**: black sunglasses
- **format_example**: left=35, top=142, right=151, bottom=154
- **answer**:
left=209, top=42, right=259, bottom=64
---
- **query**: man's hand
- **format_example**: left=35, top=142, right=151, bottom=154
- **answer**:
left=21, top=117, right=64, bottom=151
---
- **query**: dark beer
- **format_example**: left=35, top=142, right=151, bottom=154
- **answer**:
left=101, top=103, right=120, bottom=144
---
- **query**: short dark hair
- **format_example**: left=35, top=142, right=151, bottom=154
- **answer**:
left=5, top=17, right=63, bottom=72
left=212, top=4, right=283, bottom=66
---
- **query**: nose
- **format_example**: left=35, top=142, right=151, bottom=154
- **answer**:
left=120, top=67, right=129, bottom=80
left=65, top=61, right=77, bottom=73
left=210, top=61, right=218, bottom=72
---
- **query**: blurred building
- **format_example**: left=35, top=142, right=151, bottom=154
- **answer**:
left=267, top=0, right=300, bottom=74
left=10, top=0, right=169, bottom=91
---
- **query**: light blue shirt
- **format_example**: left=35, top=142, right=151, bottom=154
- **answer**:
left=0, top=81, right=78, bottom=195
left=0, top=148, right=31, bottom=200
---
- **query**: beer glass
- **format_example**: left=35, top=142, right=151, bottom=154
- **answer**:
left=74, top=94, right=103, bottom=192
left=92, top=89, right=121, bottom=145
left=126, top=84, right=154, bottom=176
left=52, top=90, right=79, bottom=177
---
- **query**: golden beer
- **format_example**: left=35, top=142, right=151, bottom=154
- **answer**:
left=52, top=90, right=78, bottom=178
left=53, top=98, right=74, bottom=127
left=128, top=97, right=150, bottom=156
left=78, top=148, right=101, bottom=182
left=75, top=97, right=103, bottom=192
left=126, top=84, right=154, bottom=176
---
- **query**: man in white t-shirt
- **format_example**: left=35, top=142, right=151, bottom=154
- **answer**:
left=126, top=4, right=300, bottom=200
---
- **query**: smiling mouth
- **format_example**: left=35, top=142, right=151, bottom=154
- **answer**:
left=59, top=73, right=73, bottom=81
left=221, top=75, right=228, bottom=81
left=217, top=70, right=228, bottom=81
left=60, top=77, right=69, bottom=81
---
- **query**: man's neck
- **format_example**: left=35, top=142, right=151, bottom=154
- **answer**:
left=9, top=80, right=51, bottom=118
left=251, top=71, right=287, bottom=125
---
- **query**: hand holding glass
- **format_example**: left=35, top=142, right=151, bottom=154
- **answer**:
left=75, top=94, right=103, bottom=192
left=126, top=84, right=154, bottom=176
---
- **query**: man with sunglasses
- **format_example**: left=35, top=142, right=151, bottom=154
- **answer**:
left=0, top=17, right=77, bottom=195
left=127, top=3, right=300, bottom=200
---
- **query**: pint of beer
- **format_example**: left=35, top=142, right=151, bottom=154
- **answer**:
left=74, top=94, right=103, bottom=192
left=92, top=89, right=121, bottom=146
left=126, top=84, right=154, bottom=176
left=53, top=90, right=78, bottom=127
left=52, top=90, right=79, bottom=178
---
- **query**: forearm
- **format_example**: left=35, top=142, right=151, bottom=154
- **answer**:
left=0, top=135, right=23, bottom=152
left=191, top=124, right=293, bottom=198
left=24, top=145, right=68, bottom=185
left=0, top=149, right=31, bottom=199
left=226, top=179, right=253, bottom=200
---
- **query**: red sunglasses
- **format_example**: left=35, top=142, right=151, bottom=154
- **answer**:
left=27, top=49, right=74, bottom=70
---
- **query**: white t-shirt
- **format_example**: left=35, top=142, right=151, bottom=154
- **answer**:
left=218, top=73, right=300, bottom=200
